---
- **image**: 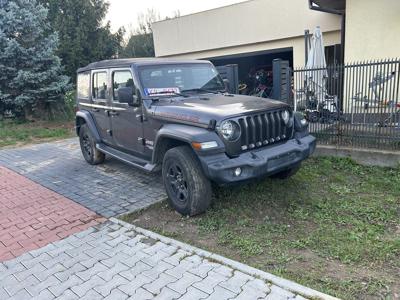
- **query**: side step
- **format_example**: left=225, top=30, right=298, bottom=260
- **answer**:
left=96, top=143, right=157, bottom=172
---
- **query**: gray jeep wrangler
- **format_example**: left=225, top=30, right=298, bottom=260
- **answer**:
left=75, top=58, right=316, bottom=216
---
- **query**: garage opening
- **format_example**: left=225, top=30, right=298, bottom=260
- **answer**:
left=207, top=48, right=293, bottom=97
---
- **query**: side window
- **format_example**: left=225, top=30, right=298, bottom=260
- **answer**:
left=92, top=72, right=108, bottom=100
left=77, top=72, right=90, bottom=98
left=112, top=70, right=135, bottom=103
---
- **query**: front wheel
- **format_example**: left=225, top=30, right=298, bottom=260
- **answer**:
left=162, top=146, right=212, bottom=216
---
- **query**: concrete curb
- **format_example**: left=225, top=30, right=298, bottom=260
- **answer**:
left=110, top=217, right=340, bottom=300
left=314, top=145, right=400, bottom=168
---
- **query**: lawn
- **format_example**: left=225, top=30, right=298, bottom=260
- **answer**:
left=121, top=157, right=400, bottom=300
left=0, top=119, right=75, bottom=148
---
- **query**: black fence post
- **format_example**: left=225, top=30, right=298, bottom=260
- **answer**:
left=272, top=59, right=291, bottom=104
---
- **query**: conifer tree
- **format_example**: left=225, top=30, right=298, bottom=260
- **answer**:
left=0, top=0, right=70, bottom=118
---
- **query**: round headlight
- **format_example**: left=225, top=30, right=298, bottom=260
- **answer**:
left=220, top=120, right=240, bottom=141
left=281, top=110, right=290, bottom=124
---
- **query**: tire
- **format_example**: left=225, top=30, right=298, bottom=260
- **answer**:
left=162, top=146, right=212, bottom=216
left=270, top=163, right=301, bottom=179
left=79, top=123, right=105, bottom=165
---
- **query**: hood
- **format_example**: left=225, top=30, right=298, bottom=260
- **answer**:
left=151, top=94, right=289, bottom=127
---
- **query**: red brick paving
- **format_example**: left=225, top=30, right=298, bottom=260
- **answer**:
left=0, top=166, right=105, bottom=262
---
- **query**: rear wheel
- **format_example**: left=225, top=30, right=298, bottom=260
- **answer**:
left=79, top=123, right=105, bottom=165
left=162, top=146, right=212, bottom=216
left=270, top=163, right=301, bottom=179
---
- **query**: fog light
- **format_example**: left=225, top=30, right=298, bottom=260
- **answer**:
left=234, top=167, right=242, bottom=177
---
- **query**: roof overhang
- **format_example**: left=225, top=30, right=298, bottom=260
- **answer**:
left=309, top=0, right=345, bottom=15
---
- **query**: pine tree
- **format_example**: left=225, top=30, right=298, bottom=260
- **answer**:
left=0, top=0, right=70, bottom=118
left=39, top=0, right=125, bottom=80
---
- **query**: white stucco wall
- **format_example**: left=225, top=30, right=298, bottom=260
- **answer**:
left=152, top=0, right=341, bottom=67
left=345, top=0, right=400, bottom=62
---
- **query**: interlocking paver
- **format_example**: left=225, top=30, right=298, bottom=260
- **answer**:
left=0, top=212, right=333, bottom=300
left=94, top=274, right=128, bottom=296
left=76, top=262, right=109, bottom=281
left=48, top=275, right=83, bottom=297
left=0, top=139, right=166, bottom=218
left=265, top=284, right=297, bottom=299
left=218, top=270, right=253, bottom=294
left=127, top=287, right=153, bottom=300
left=192, top=271, right=230, bottom=295
left=153, top=287, right=180, bottom=300
left=179, top=287, right=208, bottom=300
left=168, top=272, right=202, bottom=295
left=70, top=275, right=106, bottom=297
left=103, top=288, right=128, bottom=300
left=204, top=285, right=237, bottom=300
left=0, top=166, right=104, bottom=261
left=143, top=273, right=178, bottom=294
left=118, top=274, right=153, bottom=296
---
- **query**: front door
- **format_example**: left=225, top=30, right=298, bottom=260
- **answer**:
left=109, top=69, right=144, bottom=155
left=91, top=70, right=113, bottom=145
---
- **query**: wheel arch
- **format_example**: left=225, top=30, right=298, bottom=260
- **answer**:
left=151, top=124, right=224, bottom=165
left=75, top=110, right=101, bottom=142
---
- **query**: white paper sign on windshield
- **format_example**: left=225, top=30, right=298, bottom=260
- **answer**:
left=145, top=87, right=180, bottom=96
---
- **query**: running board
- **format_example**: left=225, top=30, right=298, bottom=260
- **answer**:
left=96, top=143, right=157, bottom=172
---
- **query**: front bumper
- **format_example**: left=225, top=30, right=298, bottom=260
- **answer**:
left=198, top=135, right=316, bottom=184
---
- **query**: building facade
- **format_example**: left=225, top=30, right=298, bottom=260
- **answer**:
left=152, top=0, right=342, bottom=68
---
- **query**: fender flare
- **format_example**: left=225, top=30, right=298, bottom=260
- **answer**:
left=75, top=110, right=101, bottom=142
left=152, top=124, right=224, bottom=164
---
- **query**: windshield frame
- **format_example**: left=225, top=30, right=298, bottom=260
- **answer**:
left=136, top=62, right=225, bottom=99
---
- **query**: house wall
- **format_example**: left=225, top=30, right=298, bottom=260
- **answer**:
left=152, top=0, right=341, bottom=67
left=345, top=0, right=400, bottom=62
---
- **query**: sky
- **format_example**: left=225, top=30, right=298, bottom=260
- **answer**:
left=106, top=0, right=248, bottom=33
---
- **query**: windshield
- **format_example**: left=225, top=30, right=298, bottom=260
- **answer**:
left=138, top=63, right=225, bottom=97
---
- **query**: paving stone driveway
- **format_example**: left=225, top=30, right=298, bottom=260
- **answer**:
left=0, top=220, right=332, bottom=300
left=0, top=138, right=166, bottom=217
left=0, top=140, right=337, bottom=300
left=0, top=166, right=104, bottom=262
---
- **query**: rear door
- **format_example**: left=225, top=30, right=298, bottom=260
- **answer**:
left=109, top=68, right=144, bottom=155
left=90, top=70, right=113, bottom=144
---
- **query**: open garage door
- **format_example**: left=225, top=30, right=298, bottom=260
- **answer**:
left=207, top=48, right=293, bottom=98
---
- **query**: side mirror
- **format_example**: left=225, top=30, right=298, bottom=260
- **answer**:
left=118, top=87, right=134, bottom=105
left=223, top=78, right=230, bottom=93
left=132, top=88, right=142, bottom=107
left=117, top=87, right=141, bottom=107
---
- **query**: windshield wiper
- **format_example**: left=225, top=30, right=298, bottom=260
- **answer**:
left=180, top=88, right=224, bottom=94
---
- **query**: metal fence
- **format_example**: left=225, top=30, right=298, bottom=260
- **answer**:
left=292, top=58, right=400, bottom=150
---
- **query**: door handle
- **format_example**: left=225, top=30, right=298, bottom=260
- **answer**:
left=109, top=110, right=119, bottom=116
left=92, top=108, right=99, bottom=112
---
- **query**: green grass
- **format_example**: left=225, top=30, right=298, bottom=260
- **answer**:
left=122, top=157, right=400, bottom=299
left=0, top=119, right=75, bottom=148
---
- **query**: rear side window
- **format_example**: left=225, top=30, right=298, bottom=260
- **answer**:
left=77, top=73, right=90, bottom=98
left=92, top=72, right=108, bottom=100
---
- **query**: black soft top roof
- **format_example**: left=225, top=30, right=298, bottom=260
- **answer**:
left=77, top=58, right=211, bottom=73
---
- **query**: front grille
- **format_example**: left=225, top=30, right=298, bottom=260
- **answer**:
left=238, top=110, right=291, bottom=151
